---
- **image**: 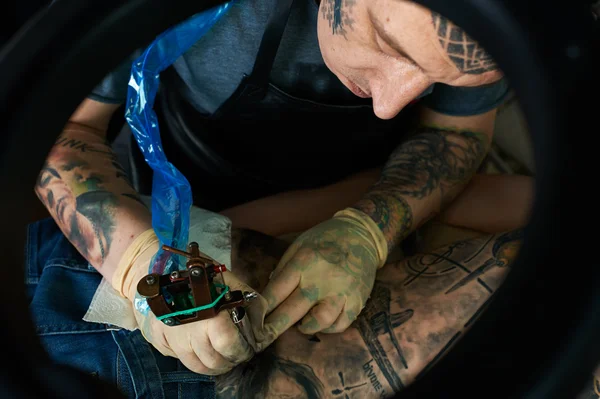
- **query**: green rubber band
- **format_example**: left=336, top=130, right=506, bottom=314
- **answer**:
left=157, top=283, right=229, bottom=321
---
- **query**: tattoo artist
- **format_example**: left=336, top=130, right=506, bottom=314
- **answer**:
left=34, top=0, right=509, bottom=375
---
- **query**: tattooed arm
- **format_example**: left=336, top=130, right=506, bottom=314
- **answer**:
left=35, top=99, right=151, bottom=281
left=217, top=226, right=522, bottom=398
left=353, top=106, right=495, bottom=254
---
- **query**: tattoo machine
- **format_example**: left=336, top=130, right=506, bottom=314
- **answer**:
left=136, top=242, right=258, bottom=348
left=124, top=3, right=256, bottom=344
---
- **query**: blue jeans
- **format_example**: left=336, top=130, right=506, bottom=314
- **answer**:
left=25, top=217, right=216, bottom=398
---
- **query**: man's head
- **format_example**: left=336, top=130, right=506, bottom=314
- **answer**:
left=317, top=0, right=503, bottom=119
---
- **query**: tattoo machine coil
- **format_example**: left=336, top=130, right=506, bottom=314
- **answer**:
left=136, top=242, right=257, bottom=328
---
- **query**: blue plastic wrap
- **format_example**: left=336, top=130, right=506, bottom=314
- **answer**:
left=125, top=3, right=232, bottom=282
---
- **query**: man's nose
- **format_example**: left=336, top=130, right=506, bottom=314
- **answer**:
left=370, top=65, right=431, bottom=120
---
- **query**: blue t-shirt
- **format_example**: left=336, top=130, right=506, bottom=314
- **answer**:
left=89, top=0, right=509, bottom=117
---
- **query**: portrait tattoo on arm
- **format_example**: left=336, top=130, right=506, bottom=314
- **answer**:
left=35, top=132, right=148, bottom=267
left=431, top=12, right=498, bottom=74
left=321, top=0, right=356, bottom=37
left=35, top=161, right=118, bottom=263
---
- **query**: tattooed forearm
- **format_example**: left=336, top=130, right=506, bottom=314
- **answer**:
left=321, top=0, right=356, bottom=37
left=354, top=126, right=489, bottom=251
left=121, top=193, right=149, bottom=210
left=35, top=127, right=150, bottom=269
left=216, top=228, right=522, bottom=398
left=432, top=12, right=498, bottom=74
left=353, top=192, right=414, bottom=255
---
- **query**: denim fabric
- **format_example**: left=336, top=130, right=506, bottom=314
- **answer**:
left=25, top=217, right=216, bottom=398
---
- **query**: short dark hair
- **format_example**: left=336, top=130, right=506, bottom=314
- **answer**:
left=232, top=348, right=325, bottom=398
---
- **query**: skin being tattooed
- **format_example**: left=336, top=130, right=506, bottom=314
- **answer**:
left=35, top=124, right=150, bottom=273
left=216, top=227, right=524, bottom=398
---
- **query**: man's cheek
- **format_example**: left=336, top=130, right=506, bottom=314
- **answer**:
left=319, top=47, right=337, bottom=77
left=316, top=38, right=344, bottom=81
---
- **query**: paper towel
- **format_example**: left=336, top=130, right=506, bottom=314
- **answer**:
left=83, top=197, right=232, bottom=330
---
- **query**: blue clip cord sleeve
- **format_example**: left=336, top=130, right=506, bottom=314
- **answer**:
left=125, top=3, right=232, bottom=279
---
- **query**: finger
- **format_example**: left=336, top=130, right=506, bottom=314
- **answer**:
left=261, top=260, right=302, bottom=314
left=321, top=305, right=359, bottom=334
left=268, top=241, right=302, bottom=281
left=178, top=349, right=222, bottom=375
left=266, top=242, right=322, bottom=296
left=144, top=316, right=231, bottom=375
left=188, top=321, right=237, bottom=374
left=142, top=316, right=177, bottom=357
left=154, top=322, right=220, bottom=375
left=297, top=297, right=345, bottom=335
left=207, top=311, right=253, bottom=364
left=262, top=286, right=317, bottom=345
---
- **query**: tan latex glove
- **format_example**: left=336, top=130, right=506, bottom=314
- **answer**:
left=258, top=208, right=387, bottom=347
left=112, top=229, right=268, bottom=375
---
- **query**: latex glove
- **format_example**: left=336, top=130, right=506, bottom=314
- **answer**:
left=112, top=229, right=265, bottom=375
left=259, top=208, right=388, bottom=344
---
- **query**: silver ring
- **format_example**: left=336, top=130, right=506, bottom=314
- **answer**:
left=231, top=307, right=257, bottom=351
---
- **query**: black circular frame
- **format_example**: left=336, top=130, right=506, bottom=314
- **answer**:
left=0, top=0, right=598, bottom=398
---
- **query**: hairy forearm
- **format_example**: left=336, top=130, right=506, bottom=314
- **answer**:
left=353, top=124, right=489, bottom=252
left=34, top=123, right=151, bottom=280
left=216, top=228, right=521, bottom=398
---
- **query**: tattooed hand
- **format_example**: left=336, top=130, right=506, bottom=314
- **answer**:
left=258, top=208, right=387, bottom=347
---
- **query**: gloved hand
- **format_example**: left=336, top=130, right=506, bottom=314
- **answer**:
left=258, top=208, right=388, bottom=345
left=112, top=229, right=265, bottom=375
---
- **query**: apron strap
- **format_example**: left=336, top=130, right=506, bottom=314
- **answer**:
left=245, top=0, right=296, bottom=90
left=212, top=0, right=296, bottom=117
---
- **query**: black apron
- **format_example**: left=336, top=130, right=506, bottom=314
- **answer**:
left=133, top=0, right=420, bottom=211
